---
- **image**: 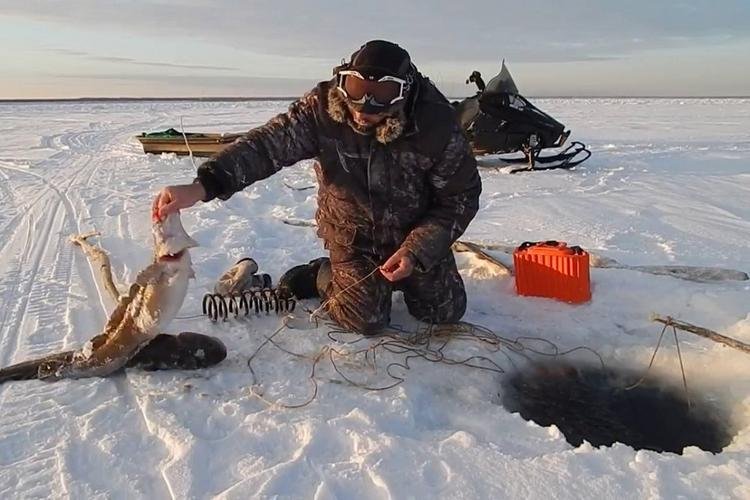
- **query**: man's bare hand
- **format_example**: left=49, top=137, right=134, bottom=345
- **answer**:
left=152, top=183, right=207, bottom=222
left=380, top=248, right=416, bottom=282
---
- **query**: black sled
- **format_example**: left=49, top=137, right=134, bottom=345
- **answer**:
left=453, top=61, right=590, bottom=173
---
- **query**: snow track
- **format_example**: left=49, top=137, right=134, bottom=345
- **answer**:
left=0, top=160, right=87, bottom=360
left=0, top=106, right=177, bottom=498
left=0, top=99, right=749, bottom=498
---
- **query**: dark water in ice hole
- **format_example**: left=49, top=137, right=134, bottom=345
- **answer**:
left=501, top=362, right=734, bottom=454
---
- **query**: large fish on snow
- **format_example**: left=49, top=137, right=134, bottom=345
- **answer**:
left=0, top=212, right=198, bottom=382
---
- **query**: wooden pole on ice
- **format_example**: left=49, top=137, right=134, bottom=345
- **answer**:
left=651, top=315, right=750, bottom=355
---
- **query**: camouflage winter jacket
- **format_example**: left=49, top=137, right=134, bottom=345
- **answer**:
left=196, top=77, right=481, bottom=271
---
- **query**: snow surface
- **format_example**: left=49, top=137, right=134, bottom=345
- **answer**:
left=0, top=98, right=749, bottom=499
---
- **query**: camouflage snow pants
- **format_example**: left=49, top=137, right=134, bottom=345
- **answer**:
left=317, top=244, right=467, bottom=334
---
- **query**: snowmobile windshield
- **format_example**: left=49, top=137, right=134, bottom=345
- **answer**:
left=337, top=70, right=406, bottom=107
left=484, top=61, right=519, bottom=95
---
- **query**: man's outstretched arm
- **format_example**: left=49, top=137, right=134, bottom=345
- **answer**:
left=154, top=90, right=320, bottom=219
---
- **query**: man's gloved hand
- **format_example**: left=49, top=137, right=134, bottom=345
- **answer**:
left=380, top=248, right=416, bottom=282
left=152, top=182, right=207, bottom=222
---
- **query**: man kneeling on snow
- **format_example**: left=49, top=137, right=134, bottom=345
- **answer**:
left=153, top=40, right=482, bottom=334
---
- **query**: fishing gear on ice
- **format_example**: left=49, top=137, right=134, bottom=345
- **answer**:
left=203, top=258, right=296, bottom=321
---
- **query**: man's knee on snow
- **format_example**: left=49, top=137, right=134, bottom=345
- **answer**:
left=404, top=279, right=467, bottom=324
left=407, top=290, right=467, bottom=324
left=321, top=249, right=392, bottom=335
left=437, top=287, right=467, bottom=323
left=401, top=252, right=467, bottom=325
left=327, top=303, right=389, bottom=335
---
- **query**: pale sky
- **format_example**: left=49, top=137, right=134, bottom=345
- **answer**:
left=1, top=0, right=749, bottom=99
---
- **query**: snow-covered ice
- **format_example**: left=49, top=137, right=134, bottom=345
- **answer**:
left=0, top=98, right=748, bottom=498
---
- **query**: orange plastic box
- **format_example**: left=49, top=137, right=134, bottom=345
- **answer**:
left=513, top=241, right=591, bottom=303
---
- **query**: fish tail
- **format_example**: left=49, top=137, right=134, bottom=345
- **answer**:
left=0, top=351, right=76, bottom=384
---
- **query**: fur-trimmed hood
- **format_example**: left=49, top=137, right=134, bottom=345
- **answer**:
left=326, top=84, right=406, bottom=144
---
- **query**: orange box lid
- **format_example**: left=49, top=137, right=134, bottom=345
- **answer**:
left=515, top=240, right=588, bottom=257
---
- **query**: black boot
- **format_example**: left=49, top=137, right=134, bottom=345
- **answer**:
left=277, top=257, right=330, bottom=299
left=127, top=332, right=227, bottom=371
left=213, top=258, right=259, bottom=295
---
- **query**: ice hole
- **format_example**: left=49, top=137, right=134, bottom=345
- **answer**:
left=501, top=361, right=735, bottom=454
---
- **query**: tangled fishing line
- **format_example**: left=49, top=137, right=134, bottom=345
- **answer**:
left=245, top=311, right=607, bottom=409
left=181, top=263, right=690, bottom=409
left=239, top=264, right=612, bottom=409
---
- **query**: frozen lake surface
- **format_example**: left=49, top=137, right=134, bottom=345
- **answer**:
left=0, top=98, right=748, bottom=498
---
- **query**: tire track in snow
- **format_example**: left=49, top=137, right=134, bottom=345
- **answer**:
left=0, top=112, right=194, bottom=498
left=0, top=121, right=143, bottom=339
left=0, top=119, right=171, bottom=498
left=0, top=153, right=99, bottom=348
left=0, top=151, right=102, bottom=498
left=0, top=162, right=51, bottom=258
left=0, top=184, right=81, bottom=497
left=0, top=202, right=34, bottom=356
left=0, top=168, right=17, bottom=233
left=0, top=183, right=64, bottom=366
left=4, top=160, right=87, bottom=358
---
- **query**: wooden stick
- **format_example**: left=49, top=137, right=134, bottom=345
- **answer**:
left=70, top=231, right=122, bottom=302
left=460, top=240, right=748, bottom=283
left=651, top=315, right=750, bottom=355
left=452, top=240, right=512, bottom=276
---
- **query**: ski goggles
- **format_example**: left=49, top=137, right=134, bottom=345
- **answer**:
left=336, top=70, right=408, bottom=109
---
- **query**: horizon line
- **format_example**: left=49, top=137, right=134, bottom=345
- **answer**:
left=1, top=95, right=749, bottom=104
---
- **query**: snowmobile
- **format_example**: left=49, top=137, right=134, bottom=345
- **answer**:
left=453, top=61, right=590, bottom=173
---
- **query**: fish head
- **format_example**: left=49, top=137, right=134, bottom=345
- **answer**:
left=153, top=211, right=198, bottom=263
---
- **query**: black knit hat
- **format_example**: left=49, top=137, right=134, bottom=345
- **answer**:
left=348, top=40, right=412, bottom=79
